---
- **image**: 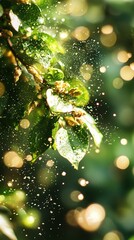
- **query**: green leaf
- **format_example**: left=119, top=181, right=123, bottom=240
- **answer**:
left=9, top=10, right=22, bottom=32
left=11, top=32, right=63, bottom=68
left=27, top=116, right=53, bottom=156
left=0, top=4, right=4, bottom=17
left=12, top=3, right=41, bottom=28
left=19, top=64, right=36, bottom=86
left=0, top=0, right=103, bottom=171
left=129, top=237, right=134, bottom=240
left=52, top=78, right=90, bottom=107
left=55, top=126, right=89, bottom=169
left=12, top=103, right=54, bottom=158
left=67, top=78, right=90, bottom=107
left=46, top=89, right=103, bottom=150
left=0, top=214, right=17, bottom=240
left=36, top=33, right=64, bottom=54
left=52, top=121, right=60, bottom=148
left=11, top=35, right=52, bottom=66
left=46, top=89, right=74, bottom=113
left=44, top=67, right=64, bottom=84
left=74, top=107, right=103, bottom=148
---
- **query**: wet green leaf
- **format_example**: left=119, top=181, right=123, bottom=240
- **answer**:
left=55, top=126, right=89, bottom=169
left=0, top=0, right=103, bottom=170
left=12, top=102, right=54, bottom=158
left=74, top=107, right=103, bottom=148
left=44, top=68, right=64, bottom=84
left=26, top=116, right=53, bottom=156
left=67, top=78, right=90, bottom=107
left=53, top=78, right=90, bottom=107
left=36, top=33, right=64, bottom=54
left=46, top=89, right=74, bottom=113
left=11, top=35, right=52, bottom=67
left=12, top=3, right=41, bottom=28
left=19, top=64, right=36, bottom=86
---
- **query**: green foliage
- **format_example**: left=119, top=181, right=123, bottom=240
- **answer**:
left=55, top=125, right=89, bottom=170
left=0, top=1, right=134, bottom=240
left=0, top=0, right=102, bottom=169
left=0, top=189, right=40, bottom=239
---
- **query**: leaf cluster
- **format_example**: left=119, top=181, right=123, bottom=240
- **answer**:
left=0, top=0, right=102, bottom=169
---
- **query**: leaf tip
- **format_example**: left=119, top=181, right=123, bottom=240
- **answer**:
left=72, top=161, right=79, bottom=170
left=95, top=132, right=103, bottom=148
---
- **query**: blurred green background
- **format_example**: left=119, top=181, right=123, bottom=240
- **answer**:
left=0, top=0, right=134, bottom=239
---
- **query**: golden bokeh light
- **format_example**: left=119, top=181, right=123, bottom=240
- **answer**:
left=103, top=231, right=121, bottom=240
left=61, top=171, right=66, bottom=176
left=46, top=159, right=55, bottom=167
left=7, top=181, right=13, bottom=187
left=59, top=31, right=69, bottom=40
left=78, top=178, right=89, bottom=187
left=25, top=154, right=33, bottom=161
left=100, top=31, right=117, bottom=47
left=127, top=52, right=132, bottom=58
left=65, top=0, right=88, bottom=16
left=76, top=203, right=106, bottom=232
left=120, top=138, right=128, bottom=145
left=101, top=25, right=113, bottom=34
left=100, top=66, right=107, bottom=73
left=70, top=190, right=84, bottom=202
left=117, top=50, right=130, bottom=63
left=80, top=64, right=93, bottom=80
left=115, top=155, right=130, bottom=170
left=20, top=118, right=30, bottom=129
left=0, top=82, right=5, bottom=97
left=120, top=65, right=134, bottom=81
left=130, top=62, right=134, bottom=70
left=85, top=203, right=106, bottom=227
left=78, top=193, right=84, bottom=201
left=3, top=151, right=23, bottom=168
left=72, top=26, right=90, bottom=41
left=113, top=77, right=124, bottom=89
left=66, top=210, right=78, bottom=227
left=76, top=209, right=90, bottom=231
